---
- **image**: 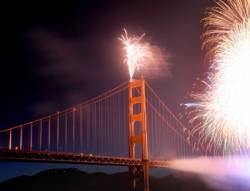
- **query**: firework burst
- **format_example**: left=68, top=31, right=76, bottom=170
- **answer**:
left=119, top=29, right=170, bottom=79
left=187, top=0, right=250, bottom=154
left=202, top=0, right=250, bottom=56
left=119, top=29, right=152, bottom=79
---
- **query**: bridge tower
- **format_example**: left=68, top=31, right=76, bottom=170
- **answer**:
left=128, top=79, right=149, bottom=191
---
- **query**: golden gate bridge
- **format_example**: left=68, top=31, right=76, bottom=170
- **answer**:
left=0, top=79, right=203, bottom=191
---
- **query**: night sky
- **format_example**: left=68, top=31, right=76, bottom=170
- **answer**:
left=0, top=0, right=213, bottom=182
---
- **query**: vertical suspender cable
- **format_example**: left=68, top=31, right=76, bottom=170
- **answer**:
left=39, top=119, right=42, bottom=151
left=80, top=105, right=83, bottom=152
left=9, top=129, right=12, bottom=150
left=72, top=108, right=76, bottom=152
left=20, top=125, right=23, bottom=150
left=48, top=117, right=51, bottom=151
left=57, top=112, right=60, bottom=151
left=30, top=122, right=33, bottom=151
left=65, top=113, right=68, bottom=152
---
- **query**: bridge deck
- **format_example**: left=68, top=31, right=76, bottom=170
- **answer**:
left=0, top=150, right=169, bottom=168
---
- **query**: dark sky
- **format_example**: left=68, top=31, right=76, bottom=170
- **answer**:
left=0, top=0, right=213, bottom=182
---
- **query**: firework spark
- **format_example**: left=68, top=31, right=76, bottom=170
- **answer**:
left=119, top=29, right=152, bottom=79
left=186, top=0, right=250, bottom=154
left=119, top=29, right=169, bottom=79
left=202, top=0, right=250, bottom=56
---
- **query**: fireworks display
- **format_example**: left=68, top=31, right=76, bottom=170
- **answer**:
left=186, top=0, right=250, bottom=153
left=119, top=29, right=169, bottom=79
left=119, top=29, right=151, bottom=79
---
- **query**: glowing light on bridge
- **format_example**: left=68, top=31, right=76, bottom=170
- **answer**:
left=186, top=0, right=250, bottom=153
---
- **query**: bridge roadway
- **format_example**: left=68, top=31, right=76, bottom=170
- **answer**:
left=0, top=149, right=169, bottom=168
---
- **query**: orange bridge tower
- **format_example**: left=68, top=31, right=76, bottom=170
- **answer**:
left=128, top=78, right=149, bottom=191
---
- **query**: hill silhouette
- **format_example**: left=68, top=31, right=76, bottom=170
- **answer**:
left=0, top=168, right=219, bottom=191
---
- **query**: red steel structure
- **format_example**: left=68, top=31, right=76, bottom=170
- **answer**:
left=128, top=79, right=149, bottom=191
